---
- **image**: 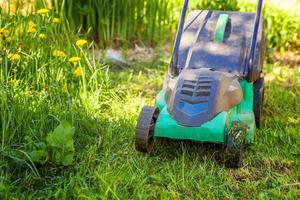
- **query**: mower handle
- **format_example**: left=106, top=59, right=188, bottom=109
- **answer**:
left=169, top=0, right=264, bottom=79
left=246, top=0, right=264, bottom=81
left=169, top=0, right=189, bottom=77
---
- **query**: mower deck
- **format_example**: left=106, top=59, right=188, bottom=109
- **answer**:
left=154, top=80, right=255, bottom=144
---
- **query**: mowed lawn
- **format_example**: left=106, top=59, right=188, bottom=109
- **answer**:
left=77, top=62, right=300, bottom=199
left=2, top=55, right=299, bottom=199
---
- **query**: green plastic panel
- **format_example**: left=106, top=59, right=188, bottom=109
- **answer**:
left=155, top=107, right=227, bottom=143
left=155, top=89, right=166, bottom=111
left=229, top=80, right=256, bottom=143
left=154, top=80, right=256, bottom=144
left=214, top=14, right=229, bottom=42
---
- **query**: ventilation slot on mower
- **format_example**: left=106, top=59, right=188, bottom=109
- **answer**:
left=196, top=77, right=212, bottom=97
left=181, top=78, right=213, bottom=97
left=181, top=90, right=194, bottom=96
left=181, top=80, right=197, bottom=96
left=197, top=85, right=211, bottom=90
left=182, top=84, right=195, bottom=89
left=196, top=91, right=210, bottom=97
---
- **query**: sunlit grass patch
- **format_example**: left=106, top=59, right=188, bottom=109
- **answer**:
left=265, top=65, right=300, bottom=86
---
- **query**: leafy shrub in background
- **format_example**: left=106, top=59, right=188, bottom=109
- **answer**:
left=239, top=1, right=300, bottom=53
left=264, top=9, right=300, bottom=53
left=193, top=0, right=239, bottom=11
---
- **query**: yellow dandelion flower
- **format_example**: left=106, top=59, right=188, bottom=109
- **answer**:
left=37, top=8, right=49, bottom=15
left=69, top=57, right=81, bottom=63
left=74, top=67, right=83, bottom=77
left=8, top=53, right=21, bottom=62
left=0, top=28, right=10, bottom=37
left=76, top=39, right=88, bottom=47
left=6, top=36, right=12, bottom=43
left=39, top=33, right=47, bottom=39
left=27, top=26, right=36, bottom=33
left=53, top=50, right=66, bottom=58
left=52, top=18, right=60, bottom=24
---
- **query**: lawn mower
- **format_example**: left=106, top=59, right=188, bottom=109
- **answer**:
left=135, top=0, right=266, bottom=167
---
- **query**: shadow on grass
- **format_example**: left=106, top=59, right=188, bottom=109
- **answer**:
left=153, top=138, right=229, bottom=167
left=0, top=84, right=105, bottom=192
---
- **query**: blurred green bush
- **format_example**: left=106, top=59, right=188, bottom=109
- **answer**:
left=193, top=0, right=239, bottom=11
left=53, top=0, right=299, bottom=53
left=239, top=1, right=300, bottom=54
left=53, top=0, right=178, bottom=48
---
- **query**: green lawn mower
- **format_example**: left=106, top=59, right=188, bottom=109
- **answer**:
left=135, top=0, right=266, bottom=167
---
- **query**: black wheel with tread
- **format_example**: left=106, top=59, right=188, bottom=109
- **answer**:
left=225, top=122, right=248, bottom=168
left=254, top=77, right=265, bottom=128
left=135, top=106, right=159, bottom=153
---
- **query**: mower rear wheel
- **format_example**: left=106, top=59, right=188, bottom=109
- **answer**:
left=254, top=77, right=265, bottom=128
left=225, top=122, right=248, bottom=168
left=135, top=106, right=159, bottom=153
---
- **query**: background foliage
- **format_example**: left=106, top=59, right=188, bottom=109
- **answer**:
left=194, top=0, right=239, bottom=11
left=53, top=0, right=179, bottom=48
left=239, top=1, right=300, bottom=53
left=51, top=0, right=300, bottom=53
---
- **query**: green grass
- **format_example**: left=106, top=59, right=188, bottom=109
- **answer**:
left=0, top=4, right=300, bottom=200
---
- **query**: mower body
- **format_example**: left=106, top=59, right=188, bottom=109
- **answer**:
left=135, top=0, right=266, bottom=166
left=154, top=10, right=265, bottom=144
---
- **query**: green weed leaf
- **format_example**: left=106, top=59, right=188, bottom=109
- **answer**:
left=46, top=121, right=75, bottom=166
left=28, top=142, right=48, bottom=164
left=29, top=150, right=48, bottom=165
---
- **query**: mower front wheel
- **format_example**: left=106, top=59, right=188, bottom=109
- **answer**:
left=135, top=106, right=159, bottom=153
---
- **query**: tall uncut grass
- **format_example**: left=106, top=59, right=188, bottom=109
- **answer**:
left=53, top=0, right=300, bottom=53
left=53, top=0, right=180, bottom=47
